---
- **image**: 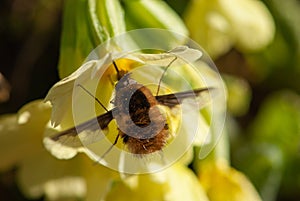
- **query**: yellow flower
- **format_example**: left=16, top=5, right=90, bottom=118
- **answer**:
left=0, top=99, right=212, bottom=201
left=0, top=99, right=207, bottom=200
left=0, top=45, right=226, bottom=200
left=104, top=163, right=209, bottom=201
left=0, top=100, right=119, bottom=200
left=199, top=159, right=262, bottom=201
left=0, top=100, right=51, bottom=171
left=44, top=46, right=218, bottom=174
left=184, top=0, right=275, bottom=58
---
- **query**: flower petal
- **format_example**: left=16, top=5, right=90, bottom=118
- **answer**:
left=104, top=164, right=209, bottom=201
left=218, top=0, right=275, bottom=52
left=199, top=160, right=262, bottom=201
left=17, top=151, right=86, bottom=199
left=0, top=100, right=51, bottom=170
left=184, top=0, right=275, bottom=57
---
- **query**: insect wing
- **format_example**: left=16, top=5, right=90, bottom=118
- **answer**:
left=155, top=88, right=213, bottom=108
left=49, top=110, right=114, bottom=147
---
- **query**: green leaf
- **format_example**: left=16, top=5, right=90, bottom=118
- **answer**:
left=122, top=0, right=187, bottom=34
left=58, top=0, right=97, bottom=78
left=58, top=0, right=126, bottom=78
left=122, top=0, right=188, bottom=47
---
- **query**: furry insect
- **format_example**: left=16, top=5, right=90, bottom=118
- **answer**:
left=50, top=57, right=212, bottom=160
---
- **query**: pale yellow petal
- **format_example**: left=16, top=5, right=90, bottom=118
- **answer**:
left=17, top=151, right=86, bottom=199
left=0, top=100, right=51, bottom=170
left=165, top=164, right=209, bottom=201
left=104, top=164, right=209, bottom=201
left=184, top=0, right=233, bottom=58
left=199, top=160, right=262, bottom=201
left=44, top=177, right=86, bottom=201
left=81, top=155, right=119, bottom=201
left=184, top=0, right=275, bottom=57
left=218, top=0, right=275, bottom=51
left=44, top=58, right=111, bottom=127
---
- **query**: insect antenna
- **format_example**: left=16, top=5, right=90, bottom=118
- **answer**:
left=76, top=84, right=108, bottom=112
left=156, top=56, right=178, bottom=96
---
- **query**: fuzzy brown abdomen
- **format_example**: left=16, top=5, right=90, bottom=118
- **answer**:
left=121, top=124, right=169, bottom=154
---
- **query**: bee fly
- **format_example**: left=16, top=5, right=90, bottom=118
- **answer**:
left=50, top=56, right=212, bottom=160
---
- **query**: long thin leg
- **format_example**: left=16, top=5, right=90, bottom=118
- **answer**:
left=113, top=60, right=121, bottom=80
left=77, top=84, right=108, bottom=112
left=99, top=133, right=120, bottom=160
left=93, top=133, right=121, bottom=166
left=156, top=56, right=178, bottom=96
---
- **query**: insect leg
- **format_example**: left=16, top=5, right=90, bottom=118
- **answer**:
left=112, top=60, right=120, bottom=76
left=156, top=56, right=178, bottom=96
left=76, top=84, right=108, bottom=112
left=112, top=60, right=123, bottom=80
left=99, top=133, right=121, bottom=161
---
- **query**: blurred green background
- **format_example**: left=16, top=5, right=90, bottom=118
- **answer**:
left=0, top=0, right=299, bottom=201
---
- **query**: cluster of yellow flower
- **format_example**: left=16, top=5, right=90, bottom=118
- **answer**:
left=0, top=0, right=276, bottom=200
left=0, top=102, right=261, bottom=201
